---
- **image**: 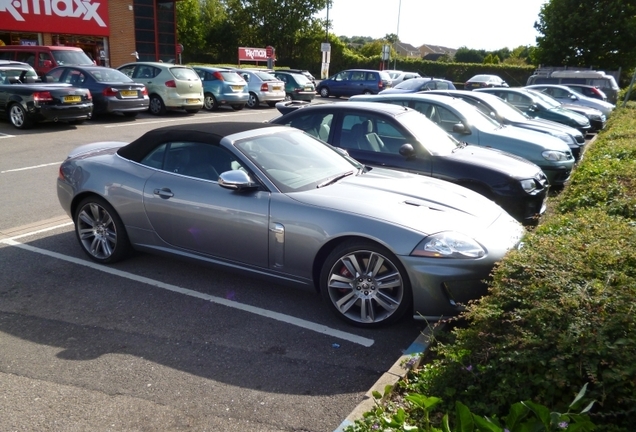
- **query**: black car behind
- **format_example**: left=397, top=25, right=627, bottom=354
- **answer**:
left=0, top=62, right=92, bottom=129
left=271, top=101, right=548, bottom=224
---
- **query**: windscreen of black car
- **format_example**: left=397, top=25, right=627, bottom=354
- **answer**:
left=235, top=130, right=360, bottom=193
left=1, top=67, right=38, bottom=83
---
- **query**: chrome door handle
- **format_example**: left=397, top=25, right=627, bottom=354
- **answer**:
left=153, top=188, right=174, bottom=199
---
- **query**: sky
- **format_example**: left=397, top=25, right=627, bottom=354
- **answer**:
left=322, top=0, right=549, bottom=51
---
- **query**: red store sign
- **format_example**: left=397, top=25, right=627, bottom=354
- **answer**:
left=1, top=0, right=110, bottom=37
left=238, top=46, right=274, bottom=62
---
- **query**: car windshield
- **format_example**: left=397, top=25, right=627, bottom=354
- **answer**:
left=471, top=75, right=492, bottom=82
left=218, top=71, right=244, bottom=83
left=290, top=73, right=310, bottom=85
left=395, top=79, right=430, bottom=90
left=256, top=71, right=278, bottom=81
left=88, top=68, right=133, bottom=83
left=170, top=67, right=200, bottom=81
left=480, top=95, right=530, bottom=121
left=234, top=130, right=362, bottom=193
left=51, top=50, right=94, bottom=66
left=396, top=110, right=462, bottom=156
left=0, top=67, right=38, bottom=82
left=527, top=90, right=561, bottom=108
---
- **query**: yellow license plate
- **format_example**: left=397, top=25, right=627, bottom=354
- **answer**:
left=64, top=95, right=82, bottom=103
left=120, top=90, right=138, bottom=97
left=304, top=87, right=313, bottom=91
left=186, top=99, right=199, bottom=104
left=272, top=86, right=282, bottom=91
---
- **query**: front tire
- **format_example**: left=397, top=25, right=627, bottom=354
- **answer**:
left=247, top=92, right=259, bottom=108
left=74, top=196, right=130, bottom=264
left=319, top=87, right=330, bottom=98
left=320, top=240, right=411, bottom=328
left=8, top=103, right=33, bottom=129
left=148, top=95, right=166, bottom=115
left=231, top=104, right=244, bottom=111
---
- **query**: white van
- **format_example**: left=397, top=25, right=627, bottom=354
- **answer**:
left=526, top=69, right=619, bottom=104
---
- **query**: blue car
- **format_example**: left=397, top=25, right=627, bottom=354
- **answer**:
left=316, top=69, right=392, bottom=98
left=380, top=77, right=456, bottom=94
left=192, top=66, right=249, bottom=111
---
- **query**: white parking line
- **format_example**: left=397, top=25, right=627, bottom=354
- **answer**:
left=1, top=161, right=62, bottom=174
left=0, top=132, right=16, bottom=139
left=104, top=110, right=264, bottom=128
left=0, top=224, right=375, bottom=347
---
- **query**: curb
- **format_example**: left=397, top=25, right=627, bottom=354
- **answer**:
left=333, top=325, right=437, bottom=432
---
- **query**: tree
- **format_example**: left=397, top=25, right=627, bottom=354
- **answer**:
left=534, top=0, right=636, bottom=71
left=454, top=46, right=486, bottom=63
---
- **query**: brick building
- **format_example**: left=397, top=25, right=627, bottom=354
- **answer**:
left=0, top=0, right=183, bottom=68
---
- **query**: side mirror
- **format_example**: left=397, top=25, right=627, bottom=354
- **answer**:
left=218, top=170, right=258, bottom=191
left=570, top=94, right=578, bottom=100
left=529, top=103, right=540, bottom=112
left=399, top=143, right=416, bottom=159
left=452, top=123, right=470, bottom=134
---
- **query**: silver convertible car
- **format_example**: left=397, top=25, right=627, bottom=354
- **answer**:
left=57, top=123, right=524, bottom=328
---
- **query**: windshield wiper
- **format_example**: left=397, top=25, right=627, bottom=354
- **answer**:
left=316, top=170, right=355, bottom=188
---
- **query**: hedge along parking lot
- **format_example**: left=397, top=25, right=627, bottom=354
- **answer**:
left=344, top=103, right=636, bottom=432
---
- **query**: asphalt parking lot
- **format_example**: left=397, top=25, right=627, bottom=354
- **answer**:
left=0, top=104, right=426, bottom=432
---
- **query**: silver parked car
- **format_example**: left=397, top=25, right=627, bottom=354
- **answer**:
left=526, top=84, right=615, bottom=118
left=118, top=62, right=203, bottom=115
left=237, top=69, right=285, bottom=108
left=57, top=122, right=524, bottom=328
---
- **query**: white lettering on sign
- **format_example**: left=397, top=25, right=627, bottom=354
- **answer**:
left=0, top=0, right=106, bottom=26
left=244, top=49, right=267, bottom=59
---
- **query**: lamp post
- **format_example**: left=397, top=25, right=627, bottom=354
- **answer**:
left=394, top=0, right=401, bottom=69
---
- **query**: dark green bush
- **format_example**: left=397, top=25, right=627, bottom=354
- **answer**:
left=400, top=104, right=636, bottom=431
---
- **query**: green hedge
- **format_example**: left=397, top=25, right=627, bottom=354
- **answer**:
left=382, top=103, right=636, bottom=431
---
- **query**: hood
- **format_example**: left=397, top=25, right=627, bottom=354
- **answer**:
left=489, top=124, right=571, bottom=152
left=448, top=144, right=542, bottom=178
left=527, top=118, right=584, bottom=138
left=550, top=107, right=590, bottom=125
left=291, top=168, right=506, bottom=237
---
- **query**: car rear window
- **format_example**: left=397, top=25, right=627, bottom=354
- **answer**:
left=89, top=68, right=133, bottom=83
left=255, top=71, right=278, bottom=81
left=219, top=71, right=244, bottom=83
left=170, top=67, right=200, bottom=81
left=379, top=72, right=391, bottom=81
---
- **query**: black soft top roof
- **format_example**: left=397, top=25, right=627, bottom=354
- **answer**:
left=117, top=122, right=280, bottom=162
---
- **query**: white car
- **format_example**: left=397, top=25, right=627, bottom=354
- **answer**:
left=384, top=69, right=421, bottom=86
left=118, top=62, right=203, bottom=115
left=237, top=69, right=286, bottom=108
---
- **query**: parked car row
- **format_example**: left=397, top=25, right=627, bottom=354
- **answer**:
left=0, top=61, right=321, bottom=129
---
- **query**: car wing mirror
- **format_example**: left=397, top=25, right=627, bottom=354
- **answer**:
left=399, top=143, right=416, bottom=159
left=218, top=170, right=258, bottom=191
left=529, top=104, right=539, bottom=112
left=452, top=123, right=470, bottom=134
left=570, top=94, right=578, bottom=100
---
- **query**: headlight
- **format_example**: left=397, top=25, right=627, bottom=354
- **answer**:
left=411, top=232, right=485, bottom=258
left=542, top=150, right=570, bottom=161
left=520, top=178, right=537, bottom=193
left=590, top=114, right=602, bottom=121
left=550, top=132, right=575, bottom=145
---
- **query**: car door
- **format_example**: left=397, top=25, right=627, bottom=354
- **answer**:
left=141, top=141, right=271, bottom=267
left=329, top=70, right=351, bottom=96
left=334, top=111, right=433, bottom=176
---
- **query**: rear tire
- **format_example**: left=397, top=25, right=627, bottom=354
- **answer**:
left=74, top=196, right=131, bottom=264
left=149, top=95, right=166, bottom=115
left=247, top=92, right=260, bottom=108
left=319, top=87, right=330, bottom=98
left=267, top=101, right=277, bottom=107
left=204, top=92, right=218, bottom=111
left=185, top=109, right=199, bottom=114
left=8, top=103, right=33, bottom=129
left=231, top=104, right=244, bottom=111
